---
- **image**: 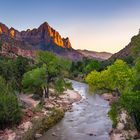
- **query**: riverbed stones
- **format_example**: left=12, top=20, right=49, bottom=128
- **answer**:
left=52, top=132, right=57, bottom=137
left=19, top=121, right=32, bottom=132
left=45, top=104, right=54, bottom=109
left=8, top=132, right=16, bottom=140
left=35, top=133, right=42, bottom=138
left=87, top=133, right=96, bottom=136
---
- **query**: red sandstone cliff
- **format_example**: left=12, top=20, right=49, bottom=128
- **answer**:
left=0, top=22, right=72, bottom=49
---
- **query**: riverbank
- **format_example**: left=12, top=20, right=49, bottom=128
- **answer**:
left=102, top=93, right=139, bottom=140
left=40, top=80, right=112, bottom=140
left=0, top=89, right=82, bottom=140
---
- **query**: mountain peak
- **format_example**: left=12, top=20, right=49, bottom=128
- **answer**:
left=0, top=21, right=72, bottom=49
left=41, top=21, right=49, bottom=26
left=39, top=21, right=50, bottom=29
left=37, top=22, right=72, bottom=48
left=0, top=22, right=8, bottom=28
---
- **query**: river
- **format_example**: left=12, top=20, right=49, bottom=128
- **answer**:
left=39, top=80, right=112, bottom=140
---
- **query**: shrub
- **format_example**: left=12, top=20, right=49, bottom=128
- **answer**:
left=108, top=102, right=119, bottom=128
left=0, top=76, right=21, bottom=129
left=65, top=80, right=73, bottom=90
left=54, top=79, right=65, bottom=96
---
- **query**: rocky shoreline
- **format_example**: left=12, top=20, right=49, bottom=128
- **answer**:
left=0, top=89, right=82, bottom=140
left=102, top=93, right=139, bottom=140
left=3, top=88, right=138, bottom=140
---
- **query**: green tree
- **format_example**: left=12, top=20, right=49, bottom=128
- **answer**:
left=83, top=59, right=101, bottom=74
left=70, top=57, right=101, bottom=79
left=23, top=51, right=68, bottom=99
left=22, top=65, right=46, bottom=97
left=0, top=76, right=21, bottom=129
left=36, top=51, right=68, bottom=98
left=13, top=56, right=31, bottom=91
left=0, top=56, right=31, bottom=91
left=54, top=79, right=65, bottom=96
left=120, top=59, right=140, bottom=130
left=86, top=59, right=133, bottom=95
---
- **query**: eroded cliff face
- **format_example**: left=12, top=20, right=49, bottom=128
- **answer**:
left=63, top=37, right=72, bottom=49
left=0, top=22, right=72, bottom=49
left=0, top=22, right=112, bottom=60
left=0, top=27, right=2, bottom=34
left=1, top=43, right=35, bottom=58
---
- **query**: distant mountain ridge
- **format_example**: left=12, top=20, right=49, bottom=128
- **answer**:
left=0, top=22, right=111, bottom=60
left=78, top=49, right=112, bottom=60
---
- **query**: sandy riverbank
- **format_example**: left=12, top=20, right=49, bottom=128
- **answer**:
left=0, top=89, right=82, bottom=140
left=101, top=93, right=118, bottom=105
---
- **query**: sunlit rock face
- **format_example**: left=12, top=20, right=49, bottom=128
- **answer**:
left=0, top=22, right=85, bottom=60
left=0, top=23, right=9, bottom=34
left=0, top=27, right=2, bottom=34
left=20, top=22, right=72, bottom=48
left=9, top=28, right=15, bottom=38
left=63, top=37, right=72, bottom=49
left=0, top=22, right=72, bottom=49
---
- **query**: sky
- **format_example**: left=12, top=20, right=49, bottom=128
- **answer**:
left=1, top=0, right=140, bottom=53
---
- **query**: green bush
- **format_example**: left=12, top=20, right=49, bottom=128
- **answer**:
left=38, top=108, right=64, bottom=133
left=22, top=108, right=64, bottom=140
left=108, top=102, right=119, bottom=128
left=65, top=80, right=73, bottom=90
left=54, top=79, right=65, bottom=96
left=0, top=76, right=21, bottom=129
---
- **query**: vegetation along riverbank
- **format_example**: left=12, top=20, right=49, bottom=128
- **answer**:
left=86, top=59, right=140, bottom=139
left=0, top=50, right=82, bottom=140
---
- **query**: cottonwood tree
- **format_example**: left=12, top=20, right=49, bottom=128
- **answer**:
left=22, top=65, right=46, bottom=97
left=22, top=51, right=69, bottom=99
left=86, top=59, right=133, bottom=96
left=120, top=59, right=140, bottom=130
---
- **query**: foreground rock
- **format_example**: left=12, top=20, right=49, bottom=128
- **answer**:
left=101, top=93, right=118, bottom=105
left=110, top=110, right=139, bottom=140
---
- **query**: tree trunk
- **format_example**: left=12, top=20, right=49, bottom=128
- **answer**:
left=45, top=68, right=49, bottom=98
left=45, top=85, right=49, bottom=98
left=41, top=87, right=45, bottom=105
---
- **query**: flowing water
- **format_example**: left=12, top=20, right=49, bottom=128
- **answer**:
left=40, top=80, right=112, bottom=140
